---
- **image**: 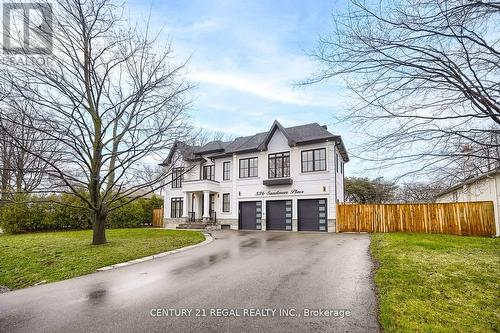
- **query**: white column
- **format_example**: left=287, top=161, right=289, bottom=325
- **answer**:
left=203, top=190, right=210, bottom=220
left=182, top=192, right=189, bottom=219
left=193, top=193, right=200, bottom=219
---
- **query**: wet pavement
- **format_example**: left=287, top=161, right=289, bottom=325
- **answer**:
left=0, top=231, right=379, bottom=333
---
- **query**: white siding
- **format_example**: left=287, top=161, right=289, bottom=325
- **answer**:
left=163, top=127, right=347, bottom=232
left=436, top=174, right=500, bottom=236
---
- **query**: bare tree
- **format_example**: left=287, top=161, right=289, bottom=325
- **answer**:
left=396, top=182, right=446, bottom=203
left=0, top=97, right=58, bottom=198
left=0, top=126, right=13, bottom=201
left=133, top=164, right=166, bottom=195
left=190, top=128, right=234, bottom=146
left=0, top=0, right=192, bottom=244
left=345, top=176, right=397, bottom=203
left=307, top=0, right=500, bottom=184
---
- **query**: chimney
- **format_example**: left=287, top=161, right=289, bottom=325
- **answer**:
left=321, top=125, right=328, bottom=130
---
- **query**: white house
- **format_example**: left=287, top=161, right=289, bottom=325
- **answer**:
left=161, top=120, right=348, bottom=232
left=435, top=169, right=500, bottom=236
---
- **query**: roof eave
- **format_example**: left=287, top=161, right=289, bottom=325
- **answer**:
left=195, top=148, right=225, bottom=155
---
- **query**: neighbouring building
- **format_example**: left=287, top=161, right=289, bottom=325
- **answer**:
left=161, top=120, right=348, bottom=232
left=435, top=168, right=500, bottom=236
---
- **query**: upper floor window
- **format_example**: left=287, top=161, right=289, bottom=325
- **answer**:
left=301, top=148, right=326, bottom=172
left=268, top=152, right=290, bottom=178
left=239, top=157, right=258, bottom=178
left=202, top=165, right=215, bottom=181
left=171, top=167, right=184, bottom=188
left=223, top=161, right=231, bottom=180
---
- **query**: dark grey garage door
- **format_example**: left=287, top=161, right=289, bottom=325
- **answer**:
left=266, top=200, right=292, bottom=231
left=298, top=199, right=327, bottom=232
left=239, top=201, right=262, bottom=230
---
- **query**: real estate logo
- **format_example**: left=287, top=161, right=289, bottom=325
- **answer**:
left=2, top=2, right=53, bottom=55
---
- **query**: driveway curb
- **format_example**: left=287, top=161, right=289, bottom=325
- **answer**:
left=96, top=232, right=213, bottom=271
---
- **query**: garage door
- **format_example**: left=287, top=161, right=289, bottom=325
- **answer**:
left=239, top=201, right=262, bottom=230
left=266, top=200, right=292, bottom=231
left=298, top=199, right=327, bottom=232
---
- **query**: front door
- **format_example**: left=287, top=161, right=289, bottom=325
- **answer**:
left=210, top=194, right=215, bottom=212
left=209, top=194, right=215, bottom=221
left=201, top=193, right=216, bottom=220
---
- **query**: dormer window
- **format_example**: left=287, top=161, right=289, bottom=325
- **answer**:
left=268, top=152, right=290, bottom=178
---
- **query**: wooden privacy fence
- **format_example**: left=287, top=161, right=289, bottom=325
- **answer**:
left=152, top=207, right=164, bottom=227
left=337, top=201, right=495, bottom=236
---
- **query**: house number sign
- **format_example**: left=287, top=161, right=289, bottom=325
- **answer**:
left=256, top=189, right=304, bottom=196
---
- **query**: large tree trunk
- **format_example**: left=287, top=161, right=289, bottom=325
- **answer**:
left=0, top=165, right=9, bottom=201
left=91, top=209, right=107, bottom=245
left=89, top=168, right=106, bottom=245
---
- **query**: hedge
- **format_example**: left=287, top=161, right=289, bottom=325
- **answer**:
left=0, top=193, right=163, bottom=234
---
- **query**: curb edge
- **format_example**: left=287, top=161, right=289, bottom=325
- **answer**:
left=96, top=232, right=213, bottom=271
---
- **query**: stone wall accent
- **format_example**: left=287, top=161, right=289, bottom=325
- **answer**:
left=328, top=219, right=336, bottom=233
left=164, top=218, right=184, bottom=229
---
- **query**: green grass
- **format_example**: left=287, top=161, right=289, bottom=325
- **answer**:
left=371, top=233, right=500, bottom=333
left=0, top=228, right=205, bottom=290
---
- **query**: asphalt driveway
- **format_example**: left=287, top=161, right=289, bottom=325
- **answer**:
left=0, top=231, right=379, bottom=333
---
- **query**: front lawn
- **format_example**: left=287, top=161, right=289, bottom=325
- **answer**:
left=371, top=233, right=500, bottom=333
left=0, top=228, right=205, bottom=290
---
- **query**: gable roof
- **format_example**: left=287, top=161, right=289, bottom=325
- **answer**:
left=161, top=141, right=202, bottom=166
left=435, top=168, right=500, bottom=198
left=285, top=122, right=336, bottom=143
left=258, top=120, right=296, bottom=150
left=225, top=132, right=269, bottom=154
left=161, top=120, right=349, bottom=165
left=195, top=140, right=231, bottom=154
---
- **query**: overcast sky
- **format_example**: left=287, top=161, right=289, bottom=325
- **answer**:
left=128, top=0, right=376, bottom=177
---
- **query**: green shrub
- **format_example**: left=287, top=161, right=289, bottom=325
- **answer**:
left=0, top=194, right=34, bottom=233
left=0, top=192, right=161, bottom=233
left=107, top=199, right=144, bottom=228
left=48, top=193, right=90, bottom=230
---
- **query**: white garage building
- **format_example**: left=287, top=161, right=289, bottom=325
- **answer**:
left=161, top=120, right=348, bottom=232
left=435, top=169, right=500, bottom=236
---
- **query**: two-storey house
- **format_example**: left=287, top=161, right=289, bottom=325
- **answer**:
left=161, top=120, right=348, bottom=232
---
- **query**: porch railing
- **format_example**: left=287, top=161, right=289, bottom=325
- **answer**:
left=187, top=211, right=216, bottom=223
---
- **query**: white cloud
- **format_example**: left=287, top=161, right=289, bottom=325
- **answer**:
left=190, top=70, right=304, bottom=105
left=171, top=19, right=220, bottom=34
left=189, top=68, right=348, bottom=108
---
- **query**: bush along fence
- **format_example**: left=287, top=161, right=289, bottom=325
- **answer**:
left=337, top=201, right=496, bottom=236
left=0, top=193, right=163, bottom=234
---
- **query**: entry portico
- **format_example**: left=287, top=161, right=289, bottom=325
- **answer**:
left=181, top=179, right=220, bottom=222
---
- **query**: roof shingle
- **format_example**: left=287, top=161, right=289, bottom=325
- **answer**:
left=162, top=120, right=349, bottom=165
